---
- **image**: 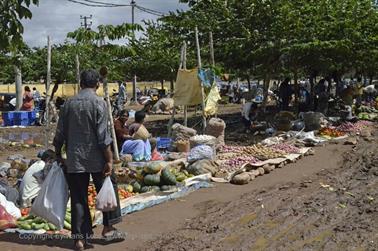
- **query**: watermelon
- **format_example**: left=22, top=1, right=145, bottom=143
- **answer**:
left=161, top=168, right=177, bottom=185
left=144, top=174, right=161, bottom=186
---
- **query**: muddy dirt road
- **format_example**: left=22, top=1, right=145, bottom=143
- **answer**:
left=1, top=130, right=376, bottom=251
left=144, top=134, right=378, bottom=251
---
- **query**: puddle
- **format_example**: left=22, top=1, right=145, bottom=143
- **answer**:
left=0, top=132, right=46, bottom=145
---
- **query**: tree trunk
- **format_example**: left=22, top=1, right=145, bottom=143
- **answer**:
left=75, top=54, right=80, bottom=94
left=170, top=79, right=174, bottom=94
left=294, top=70, right=299, bottom=114
left=309, top=72, right=316, bottom=110
left=247, top=76, right=251, bottom=91
left=262, top=75, right=270, bottom=111
left=14, top=66, right=22, bottom=110
left=160, top=80, right=164, bottom=90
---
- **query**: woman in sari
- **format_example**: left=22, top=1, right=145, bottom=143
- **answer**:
left=119, top=111, right=152, bottom=161
left=21, top=86, right=33, bottom=111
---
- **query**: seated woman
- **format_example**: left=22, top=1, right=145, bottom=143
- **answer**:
left=119, top=111, right=152, bottom=161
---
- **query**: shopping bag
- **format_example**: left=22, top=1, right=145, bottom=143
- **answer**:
left=31, top=162, right=68, bottom=230
left=96, top=176, right=117, bottom=212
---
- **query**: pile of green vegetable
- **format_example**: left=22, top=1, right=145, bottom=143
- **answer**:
left=131, top=161, right=193, bottom=193
left=16, top=208, right=72, bottom=231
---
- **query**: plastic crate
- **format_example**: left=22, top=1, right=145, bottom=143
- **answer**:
left=2, top=112, right=14, bottom=126
left=13, top=118, right=30, bottom=126
left=157, top=137, right=172, bottom=149
left=14, top=111, right=29, bottom=120
left=28, top=111, right=37, bottom=120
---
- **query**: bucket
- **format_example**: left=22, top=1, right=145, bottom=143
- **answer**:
left=303, top=112, right=323, bottom=131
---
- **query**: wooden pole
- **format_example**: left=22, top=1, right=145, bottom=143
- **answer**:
left=100, top=67, right=120, bottom=161
left=75, top=54, right=80, bottom=95
left=168, top=42, right=186, bottom=137
left=195, top=27, right=207, bottom=132
left=183, top=42, right=188, bottom=127
left=44, top=36, right=52, bottom=148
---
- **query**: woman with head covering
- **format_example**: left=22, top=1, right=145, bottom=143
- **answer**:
left=21, top=86, right=34, bottom=111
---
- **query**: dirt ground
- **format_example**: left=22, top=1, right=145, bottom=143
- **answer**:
left=0, top=106, right=377, bottom=251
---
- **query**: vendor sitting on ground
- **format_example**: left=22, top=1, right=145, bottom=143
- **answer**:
left=120, top=111, right=153, bottom=161
left=19, top=149, right=56, bottom=208
left=114, top=109, right=132, bottom=150
left=241, top=97, right=262, bottom=132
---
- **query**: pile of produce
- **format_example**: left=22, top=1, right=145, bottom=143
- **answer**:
left=117, top=186, right=134, bottom=200
left=222, top=156, right=258, bottom=172
left=16, top=208, right=72, bottom=231
left=337, top=121, right=373, bottom=133
left=241, top=144, right=286, bottom=161
left=130, top=161, right=193, bottom=193
left=319, top=127, right=345, bottom=138
left=88, top=185, right=97, bottom=209
left=270, top=143, right=300, bottom=154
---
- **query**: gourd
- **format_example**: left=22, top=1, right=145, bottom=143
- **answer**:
left=161, top=168, right=177, bottom=185
left=144, top=174, right=161, bottom=186
left=132, top=181, right=142, bottom=193
left=144, top=161, right=165, bottom=174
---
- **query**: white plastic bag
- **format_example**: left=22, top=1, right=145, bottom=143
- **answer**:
left=96, top=176, right=117, bottom=212
left=31, top=162, right=68, bottom=230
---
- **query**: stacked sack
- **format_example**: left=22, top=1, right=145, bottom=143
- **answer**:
left=205, top=118, right=226, bottom=146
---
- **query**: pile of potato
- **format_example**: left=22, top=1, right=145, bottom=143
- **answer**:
left=242, top=144, right=286, bottom=160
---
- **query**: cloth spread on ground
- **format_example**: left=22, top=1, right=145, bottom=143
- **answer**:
left=174, top=68, right=202, bottom=106
left=205, top=84, right=221, bottom=116
left=19, top=160, right=45, bottom=208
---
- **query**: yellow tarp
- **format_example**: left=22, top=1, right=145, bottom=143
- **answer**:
left=205, top=84, right=221, bottom=116
left=174, top=68, right=202, bottom=106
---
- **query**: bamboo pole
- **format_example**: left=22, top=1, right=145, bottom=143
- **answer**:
left=183, top=42, right=188, bottom=127
left=168, top=42, right=186, bottom=137
left=195, top=27, right=207, bottom=132
left=45, top=36, right=52, bottom=149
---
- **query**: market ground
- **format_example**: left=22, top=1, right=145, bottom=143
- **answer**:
left=1, top=107, right=377, bottom=251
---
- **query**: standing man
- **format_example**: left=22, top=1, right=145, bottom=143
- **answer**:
left=117, top=81, right=127, bottom=111
left=279, top=78, right=291, bottom=111
left=54, top=69, right=123, bottom=250
left=32, top=87, right=41, bottom=110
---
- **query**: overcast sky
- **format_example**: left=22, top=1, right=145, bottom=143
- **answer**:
left=21, top=0, right=188, bottom=47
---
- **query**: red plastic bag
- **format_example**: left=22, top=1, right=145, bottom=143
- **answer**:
left=151, top=149, right=163, bottom=161
left=0, top=204, right=17, bottom=230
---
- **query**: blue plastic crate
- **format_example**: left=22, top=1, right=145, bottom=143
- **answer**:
left=14, top=111, right=29, bottom=120
left=157, top=137, right=172, bottom=149
left=28, top=111, right=37, bottom=120
left=2, top=112, right=14, bottom=126
left=13, top=118, right=30, bottom=126
left=2, top=112, right=14, bottom=121
left=2, top=118, right=14, bottom=126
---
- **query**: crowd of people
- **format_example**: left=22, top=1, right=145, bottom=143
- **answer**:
left=242, top=77, right=377, bottom=131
